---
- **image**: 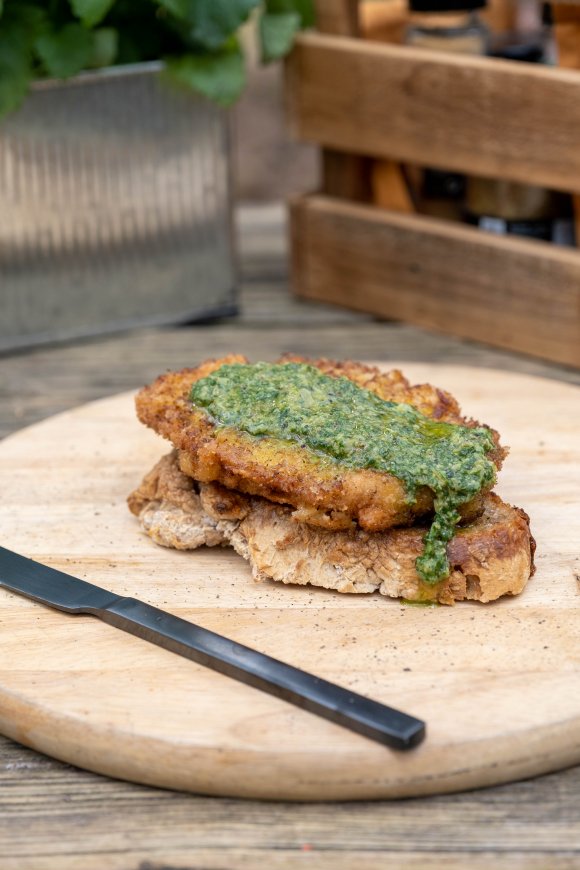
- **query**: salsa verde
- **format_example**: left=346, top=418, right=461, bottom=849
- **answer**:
left=190, top=362, right=496, bottom=584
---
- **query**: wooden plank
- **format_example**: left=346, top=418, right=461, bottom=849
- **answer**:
left=2, top=204, right=580, bottom=867
left=322, top=148, right=373, bottom=200
left=553, top=2, right=580, bottom=244
left=360, top=0, right=407, bottom=44
left=314, top=0, right=373, bottom=200
left=290, top=194, right=580, bottom=367
left=1, top=368, right=580, bottom=798
left=2, top=727, right=580, bottom=867
left=482, top=0, right=517, bottom=35
left=4, top=854, right=580, bottom=870
left=358, top=1, right=416, bottom=213
left=286, top=33, right=580, bottom=194
left=315, top=0, right=360, bottom=36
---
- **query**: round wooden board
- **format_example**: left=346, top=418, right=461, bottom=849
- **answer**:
left=0, top=364, right=579, bottom=801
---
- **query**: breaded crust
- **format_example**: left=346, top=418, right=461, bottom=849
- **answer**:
left=135, top=355, right=507, bottom=533
left=128, top=453, right=535, bottom=606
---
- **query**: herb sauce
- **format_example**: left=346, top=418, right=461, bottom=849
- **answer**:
left=190, top=362, right=496, bottom=585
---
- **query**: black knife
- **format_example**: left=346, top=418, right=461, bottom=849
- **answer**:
left=0, top=545, right=425, bottom=750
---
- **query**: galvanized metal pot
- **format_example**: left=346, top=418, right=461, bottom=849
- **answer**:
left=0, top=62, right=236, bottom=350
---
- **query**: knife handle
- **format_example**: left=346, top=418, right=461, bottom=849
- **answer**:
left=98, top=596, right=425, bottom=750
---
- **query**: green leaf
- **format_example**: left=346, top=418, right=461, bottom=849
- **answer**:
left=259, top=11, right=300, bottom=62
left=35, top=23, right=94, bottom=79
left=156, top=0, right=188, bottom=17
left=1, top=3, right=46, bottom=42
left=69, top=0, right=116, bottom=28
left=159, top=0, right=260, bottom=50
left=0, top=57, right=33, bottom=119
left=265, top=0, right=315, bottom=28
left=164, top=42, right=246, bottom=107
left=88, top=26, right=118, bottom=68
left=0, top=3, right=45, bottom=119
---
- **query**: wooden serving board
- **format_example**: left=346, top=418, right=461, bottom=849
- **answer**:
left=0, top=364, right=579, bottom=801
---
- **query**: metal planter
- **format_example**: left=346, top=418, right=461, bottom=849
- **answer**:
left=0, top=62, right=236, bottom=351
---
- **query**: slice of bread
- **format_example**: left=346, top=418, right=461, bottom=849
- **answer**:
left=128, top=452, right=535, bottom=606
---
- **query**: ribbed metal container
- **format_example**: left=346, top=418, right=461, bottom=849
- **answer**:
left=0, top=62, right=236, bottom=350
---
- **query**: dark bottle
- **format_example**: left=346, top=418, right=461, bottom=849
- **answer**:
left=407, top=0, right=489, bottom=54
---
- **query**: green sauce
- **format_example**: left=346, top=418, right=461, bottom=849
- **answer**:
left=190, top=362, right=496, bottom=585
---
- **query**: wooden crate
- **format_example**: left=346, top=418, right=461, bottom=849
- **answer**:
left=286, top=0, right=580, bottom=367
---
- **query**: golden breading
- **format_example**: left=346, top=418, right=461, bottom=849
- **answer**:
left=135, top=355, right=507, bottom=533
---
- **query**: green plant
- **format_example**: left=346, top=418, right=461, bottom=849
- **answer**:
left=0, top=0, right=314, bottom=118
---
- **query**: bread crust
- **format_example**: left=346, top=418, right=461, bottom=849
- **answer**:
left=128, top=452, right=535, bottom=606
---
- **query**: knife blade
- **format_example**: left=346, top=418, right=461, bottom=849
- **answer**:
left=0, top=545, right=425, bottom=750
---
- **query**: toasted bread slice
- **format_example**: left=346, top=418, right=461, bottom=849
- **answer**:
left=135, top=355, right=506, bottom=533
left=128, top=452, right=535, bottom=606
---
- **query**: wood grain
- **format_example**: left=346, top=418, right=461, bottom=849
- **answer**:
left=360, top=0, right=407, bottom=44
left=2, top=205, right=580, bottom=866
left=314, top=0, right=360, bottom=37
left=321, top=148, right=373, bottom=201
left=290, top=194, right=580, bottom=367
left=553, top=2, right=580, bottom=245
left=2, top=732, right=580, bottom=870
left=313, top=0, right=374, bottom=202
left=286, top=32, right=580, bottom=194
left=0, top=365, right=579, bottom=800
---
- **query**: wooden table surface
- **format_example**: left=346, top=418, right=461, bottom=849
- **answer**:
left=1, top=205, right=579, bottom=869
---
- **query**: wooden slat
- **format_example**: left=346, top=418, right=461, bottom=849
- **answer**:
left=290, top=194, right=580, bottom=367
left=2, top=205, right=580, bottom=868
left=322, top=148, right=373, bottom=200
left=315, top=0, right=360, bottom=36
left=482, top=0, right=517, bottom=35
left=553, top=2, right=580, bottom=244
left=360, top=0, right=407, bottom=44
left=286, top=33, right=580, bottom=194
left=314, top=0, right=373, bottom=201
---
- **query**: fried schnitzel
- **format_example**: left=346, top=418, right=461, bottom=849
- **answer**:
left=135, top=356, right=506, bottom=584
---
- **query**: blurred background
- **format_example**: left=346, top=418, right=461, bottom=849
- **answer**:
left=2, top=4, right=580, bottom=862
left=1, top=0, right=579, bottom=379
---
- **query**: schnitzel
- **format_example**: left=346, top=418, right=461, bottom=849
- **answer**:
left=135, top=356, right=507, bottom=584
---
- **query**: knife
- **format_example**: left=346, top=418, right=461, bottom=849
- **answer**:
left=0, top=545, right=425, bottom=750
